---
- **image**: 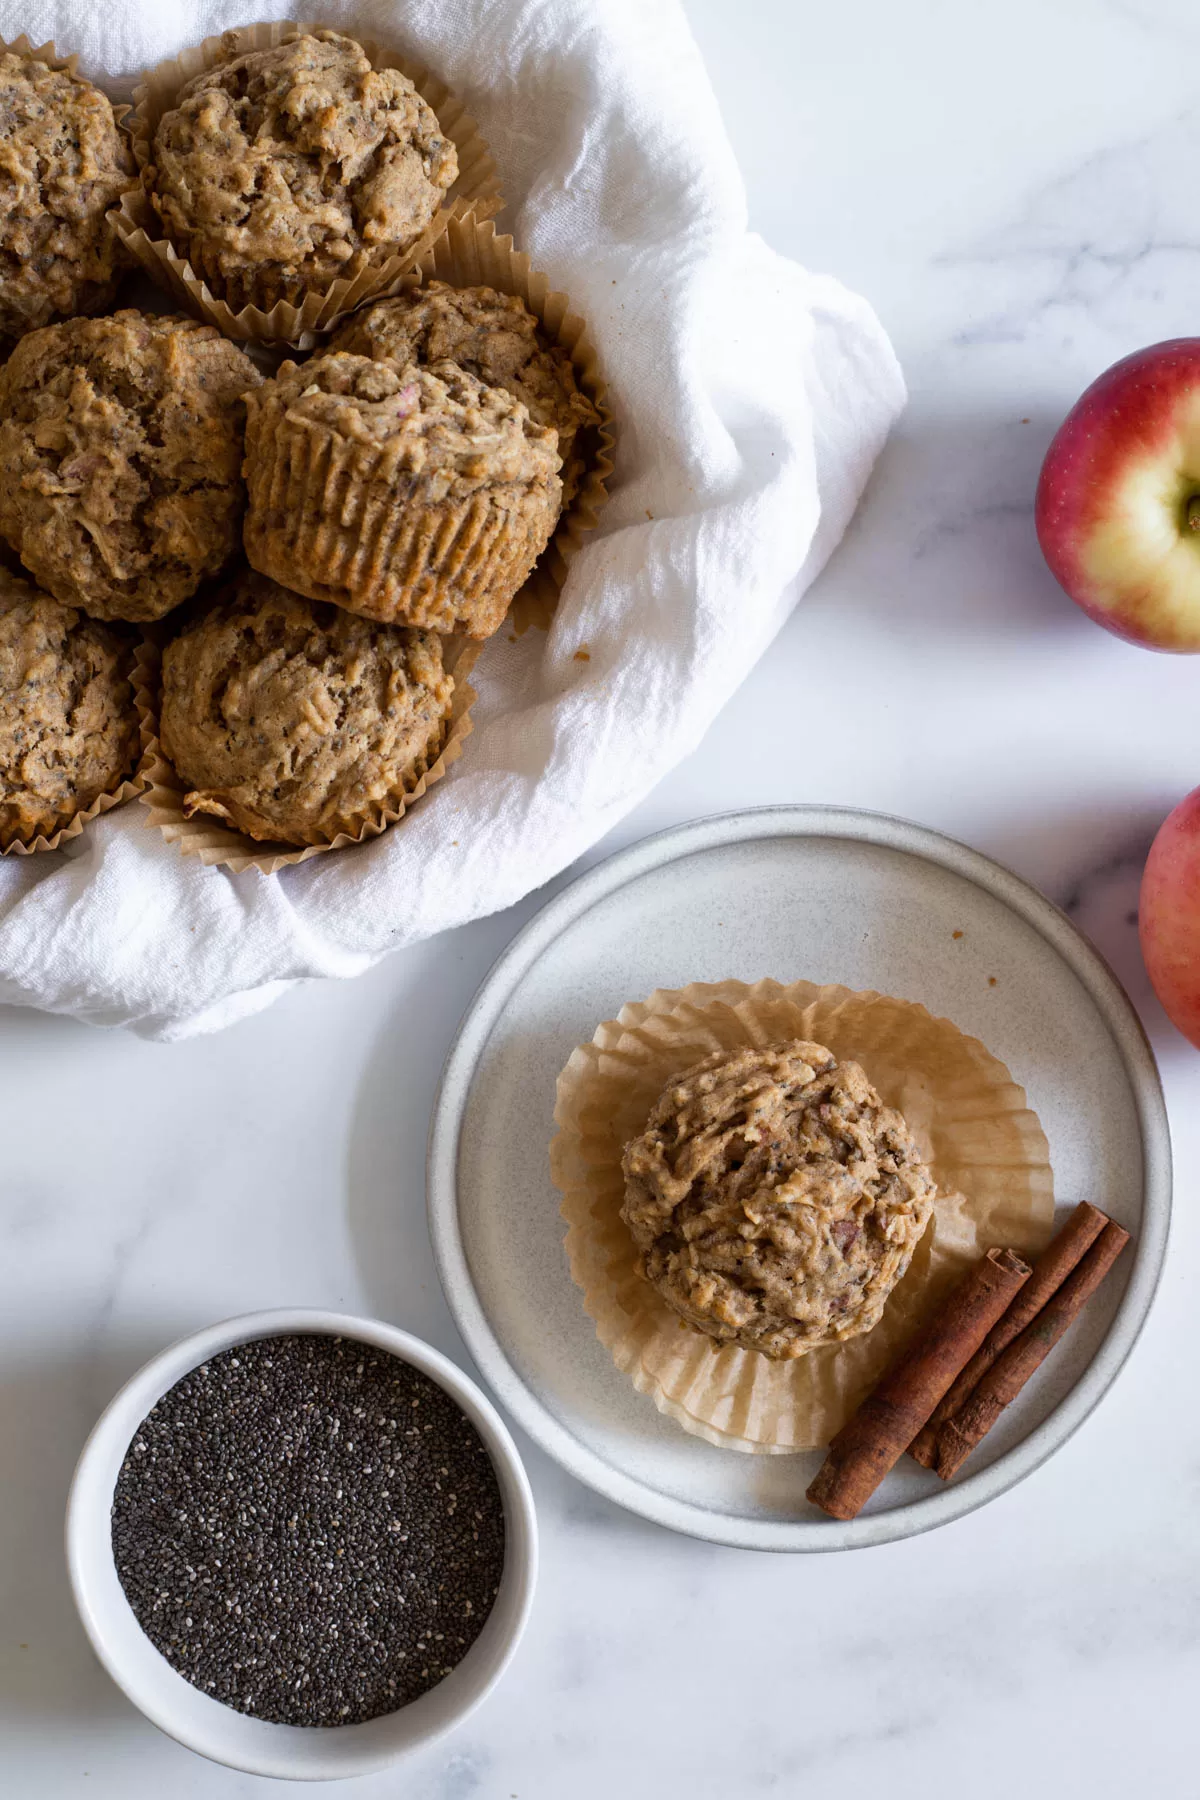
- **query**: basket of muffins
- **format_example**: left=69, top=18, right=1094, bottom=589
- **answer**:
left=0, top=23, right=612, bottom=869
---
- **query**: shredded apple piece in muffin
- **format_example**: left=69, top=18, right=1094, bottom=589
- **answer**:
left=621, top=1040, right=937, bottom=1358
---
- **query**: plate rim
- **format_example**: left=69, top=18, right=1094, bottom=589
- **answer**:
left=427, top=805, right=1172, bottom=1552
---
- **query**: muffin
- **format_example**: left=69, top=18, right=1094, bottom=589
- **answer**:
left=145, top=31, right=458, bottom=314
left=0, top=569, right=139, bottom=848
left=160, top=573, right=454, bottom=846
left=329, top=283, right=599, bottom=506
left=243, top=352, right=562, bottom=638
left=621, top=1040, right=937, bottom=1358
left=0, top=51, right=136, bottom=350
left=0, top=311, right=261, bottom=624
left=555, top=979, right=1054, bottom=1453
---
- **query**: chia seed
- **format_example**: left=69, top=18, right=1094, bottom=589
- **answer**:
left=110, top=1334, right=506, bottom=1727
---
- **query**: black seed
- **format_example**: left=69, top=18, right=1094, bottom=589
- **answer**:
left=110, top=1334, right=505, bottom=1727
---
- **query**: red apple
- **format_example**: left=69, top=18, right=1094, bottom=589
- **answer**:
left=1140, top=785, right=1200, bottom=1047
left=1036, top=339, right=1200, bottom=651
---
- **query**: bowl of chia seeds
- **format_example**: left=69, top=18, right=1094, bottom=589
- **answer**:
left=66, top=1310, right=537, bottom=1780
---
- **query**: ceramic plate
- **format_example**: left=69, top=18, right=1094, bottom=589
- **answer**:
left=427, top=808, right=1171, bottom=1551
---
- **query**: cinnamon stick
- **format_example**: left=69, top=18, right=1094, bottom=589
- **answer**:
left=909, top=1202, right=1108, bottom=1467
left=806, top=1246, right=1031, bottom=1521
left=931, top=1220, right=1130, bottom=1481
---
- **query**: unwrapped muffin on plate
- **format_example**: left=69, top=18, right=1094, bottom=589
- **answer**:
left=553, top=978, right=1055, bottom=1453
left=622, top=1041, right=937, bottom=1358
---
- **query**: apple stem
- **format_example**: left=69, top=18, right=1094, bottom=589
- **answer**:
left=1188, top=496, right=1200, bottom=533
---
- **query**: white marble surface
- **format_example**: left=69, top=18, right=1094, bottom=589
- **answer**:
left=3, top=0, right=1200, bottom=1792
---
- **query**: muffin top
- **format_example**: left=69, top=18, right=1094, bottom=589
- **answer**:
left=0, top=310, right=261, bottom=623
left=160, top=573, right=454, bottom=846
left=0, top=53, right=136, bottom=349
left=252, top=352, right=562, bottom=498
left=148, top=32, right=458, bottom=308
left=329, top=283, right=598, bottom=501
left=0, top=569, right=139, bottom=846
left=621, top=1041, right=937, bottom=1359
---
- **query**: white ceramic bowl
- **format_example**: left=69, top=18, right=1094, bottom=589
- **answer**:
left=66, top=1309, right=538, bottom=1781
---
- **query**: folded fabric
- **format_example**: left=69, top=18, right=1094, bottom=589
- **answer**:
left=0, top=0, right=904, bottom=1037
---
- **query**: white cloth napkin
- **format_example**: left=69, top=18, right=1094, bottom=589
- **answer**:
left=0, top=0, right=904, bottom=1038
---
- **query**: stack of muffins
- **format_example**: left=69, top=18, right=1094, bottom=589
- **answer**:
left=0, top=27, right=605, bottom=860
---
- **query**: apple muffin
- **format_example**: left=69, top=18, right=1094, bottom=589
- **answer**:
left=0, top=51, right=136, bottom=350
left=160, top=573, right=454, bottom=846
left=329, top=283, right=599, bottom=506
left=145, top=31, right=458, bottom=314
left=0, top=569, right=139, bottom=848
left=243, top=351, right=562, bottom=638
left=621, top=1040, right=937, bottom=1358
left=0, top=311, right=261, bottom=624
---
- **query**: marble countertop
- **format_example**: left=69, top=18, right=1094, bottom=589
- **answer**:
left=4, top=1, right=1200, bottom=1794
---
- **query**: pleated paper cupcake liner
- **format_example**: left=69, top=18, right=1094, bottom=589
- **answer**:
left=1, top=629, right=152, bottom=857
left=552, top=978, right=1055, bottom=1454
left=114, top=20, right=502, bottom=345
left=0, top=33, right=81, bottom=76
left=384, top=216, right=615, bottom=634
left=242, top=393, right=554, bottom=639
left=135, top=625, right=477, bottom=875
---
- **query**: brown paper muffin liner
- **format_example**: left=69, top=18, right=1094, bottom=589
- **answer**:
left=378, top=216, right=615, bottom=635
left=1, top=631, right=152, bottom=857
left=115, top=20, right=501, bottom=345
left=0, top=34, right=78, bottom=75
left=135, top=625, right=477, bottom=875
left=552, top=979, right=1055, bottom=1454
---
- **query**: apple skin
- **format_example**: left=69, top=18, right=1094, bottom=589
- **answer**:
left=1140, top=786, right=1200, bottom=1048
left=1036, top=339, right=1200, bottom=651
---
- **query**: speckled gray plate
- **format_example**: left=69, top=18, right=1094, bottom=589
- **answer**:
left=427, top=807, right=1171, bottom=1551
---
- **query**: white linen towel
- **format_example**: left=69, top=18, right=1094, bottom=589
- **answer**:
left=0, top=0, right=904, bottom=1037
